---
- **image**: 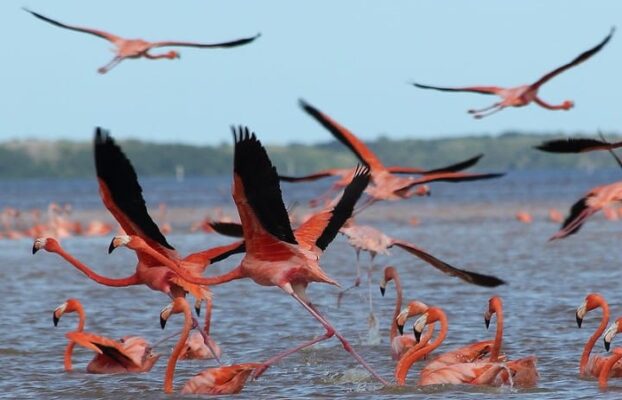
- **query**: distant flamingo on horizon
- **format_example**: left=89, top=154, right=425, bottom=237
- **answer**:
left=413, top=28, right=614, bottom=118
left=24, top=8, right=261, bottom=74
left=53, top=298, right=160, bottom=373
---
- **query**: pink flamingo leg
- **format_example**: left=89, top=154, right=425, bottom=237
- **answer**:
left=336, top=249, right=361, bottom=307
left=97, top=56, right=123, bottom=74
left=473, top=105, right=505, bottom=119
left=468, top=102, right=501, bottom=114
left=253, top=292, right=389, bottom=384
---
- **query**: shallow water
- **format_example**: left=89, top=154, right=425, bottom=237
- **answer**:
left=3, top=171, right=622, bottom=398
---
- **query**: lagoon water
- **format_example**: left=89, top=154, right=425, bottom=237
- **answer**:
left=3, top=169, right=622, bottom=398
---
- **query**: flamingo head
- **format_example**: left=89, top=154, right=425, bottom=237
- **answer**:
left=53, top=298, right=80, bottom=327
left=604, top=318, right=622, bottom=351
left=160, top=297, right=188, bottom=329
left=484, top=295, right=502, bottom=329
left=413, top=312, right=428, bottom=342
left=167, top=50, right=180, bottom=59
left=414, top=185, right=431, bottom=197
left=396, top=301, right=429, bottom=336
left=562, top=100, right=574, bottom=110
left=576, top=293, right=605, bottom=328
left=379, top=266, right=396, bottom=296
left=108, top=235, right=145, bottom=254
left=32, top=237, right=58, bottom=254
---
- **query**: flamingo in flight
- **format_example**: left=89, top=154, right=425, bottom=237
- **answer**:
left=413, top=28, right=614, bottom=119
left=53, top=298, right=160, bottom=373
left=33, top=128, right=244, bottom=359
left=395, top=307, right=509, bottom=386
left=285, top=100, right=504, bottom=206
left=110, top=127, right=391, bottom=384
left=24, top=8, right=260, bottom=74
left=161, top=298, right=261, bottom=395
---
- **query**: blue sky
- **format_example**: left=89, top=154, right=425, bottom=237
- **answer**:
left=1, top=1, right=620, bottom=145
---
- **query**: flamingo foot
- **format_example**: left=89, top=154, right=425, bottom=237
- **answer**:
left=252, top=364, right=270, bottom=379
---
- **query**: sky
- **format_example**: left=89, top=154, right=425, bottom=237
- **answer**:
left=1, top=1, right=621, bottom=145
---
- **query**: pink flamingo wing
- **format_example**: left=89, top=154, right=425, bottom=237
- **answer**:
left=279, top=169, right=341, bottom=182
left=412, top=82, right=502, bottom=95
left=24, top=8, right=121, bottom=43
left=151, top=33, right=261, bottom=49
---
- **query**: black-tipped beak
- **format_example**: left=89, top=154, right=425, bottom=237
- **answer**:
left=160, top=316, right=167, bottom=329
left=605, top=338, right=611, bottom=352
left=426, top=191, right=431, bottom=197
left=576, top=314, right=583, bottom=328
left=485, top=317, right=491, bottom=329
left=397, top=323, right=404, bottom=335
left=195, top=305, right=201, bottom=316
left=32, top=245, right=39, bottom=254
left=108, top=239, right=116, bottom=254
left=53, top=313, right=59, bottom=327
left=414, top=326, right=422, bottom=342
left=380, top=286, right=386, bottom=297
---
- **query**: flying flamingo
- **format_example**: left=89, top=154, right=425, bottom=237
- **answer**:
left=178, top=298, right=222, bottom=360
left=379, top=266, right=431, bottom=360
left=24, top=8, right=261, bottom=74
left=53, top=298, right=160, bottom=373
left=412, top=28, right=614, bottom=119
left=395, top=307, right=508, bottom=386
left=160, top=297, right=260, bottom=394
left=484, top=296, right=538, bottom=387
left=282, top=100, right=504, bottom=205
left=575, top=293, right=622, bottom=377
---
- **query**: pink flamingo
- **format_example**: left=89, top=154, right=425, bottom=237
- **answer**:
left=413, top=28, right=614, bottom=119
left=178, top=298, right=222, bottom=360
left=599, top=348, right=622, bottom=390
left=515, top=211, right=533, bottom=224
left=53, top=298, right=160, bottom=373
left=24, top=8, right=260, bottom=74
left=161, top=297, right=260, bottom=394
left=395, top=307, right=507, bottom=386
left=283, top=100, right=504, bottom=205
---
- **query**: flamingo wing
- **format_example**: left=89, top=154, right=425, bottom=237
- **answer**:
left=151, top=33, right=261, bottom=49
left=391, top=240, right=505, bottom=287
left=295, top=165, right=370, bottom=251
left=535, top=137, right=619, bottom=153
left=183, top=240, right=246, bottom=265
left=24, top=8, right=121, bottom=43
left=395, top=171, right=505, bottom=195
left=300, top=100, right=385, bottom=171
left=278, top=169, right=340, bottom=182
left=207, top=221, right=244, bottom=238
left=387, top=154, right=484, bottom=175
left=412, top=83, right=502, bottom=95
left=232, top=126, right=298, bottom=258
left=66, top=332, right=140, bottom=367
left=181, top=363, right=261, bottom=395
left=550, top=196, right=597, bottom=240
left=94, top=128, right=178, bottom=261
left=531, top=28, right=614, bottom=89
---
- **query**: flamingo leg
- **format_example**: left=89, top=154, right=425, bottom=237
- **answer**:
left=467, top=102, right=501, bottom=114
left=336, top=249, right=361, bottom=307
left=473, top=105, right=505, bottom=119
left=97, top=56, right=123, bottom=74
left=367, top=253, right=379, bottom=343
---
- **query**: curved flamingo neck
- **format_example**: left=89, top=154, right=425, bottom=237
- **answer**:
left=64, top=302, right=86, bottom=371
left=581, top=299, right=609, bottom=375
left=164, top=302, right=193, bottom=394
left=52, top=245, right=140, bottom=287
left=599, top=349, right=622, bottom=389
left=395, top=310, right=447, bottom=385
left=490, top=302, right=503, bottom=362
left=389, top=273, right=402, bottom=342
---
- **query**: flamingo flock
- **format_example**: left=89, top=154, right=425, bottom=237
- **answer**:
left=12, top=4, right=622, bottom=396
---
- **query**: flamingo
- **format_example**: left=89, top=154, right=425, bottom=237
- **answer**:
left=395, top=307, right=507, bottom=386
left=515, top=211, right=533, bottom=224
left=575, top=293, right=622, bottom=377
left=484, top=296, right=538, bottom=387
left=178, top=298, right=222, bottom=360
left=160, top=297, right=260, bottom=394
left=548, top=208, right=564, bottom=223
left=599, top=348, right=622, bottom=390
left=548, top=181, right=622, bottom=240
left=53, top=298, right=160, bottom=373
left=112, top=127, right=391, bottom=383
left=24, top=8, right=261, bottom=74
left=413, top=28, right=614, bottom=119
left=282, top=100, right=504, bottom=205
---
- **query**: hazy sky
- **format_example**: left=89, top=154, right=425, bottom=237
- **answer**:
left=2, top=1, right=620, bottom=145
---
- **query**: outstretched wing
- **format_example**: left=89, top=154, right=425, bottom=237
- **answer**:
left=549, top=196, right=597, bottom=240
left=300, top=100, right=385, bottom=171
left=24, top=8, right=120, bottom=42
left=391, top=240, right=505, bottom=287
left=279, top=169, right=340, bottom=182
left=232, top=126, right=298, bottom=258
left=535, top=137, right=622, bottom=153
left=205, top=221, right=244, bottom=238
left=395, top=171, right=505, bottom=195
left=295, top=165, right=370, bottom=252
left=532, top=27, right=614, bottom=89
left=151, top=33, right=261, bottom=49
left=412, top=83, right=502, bottom=95
left=183, top=240, right=245, bottom=266
left=94, top=128, right=178, bottom=261
left=388, top=154, right=485, bottom=175
left=65, top=332, right=139, bottom=367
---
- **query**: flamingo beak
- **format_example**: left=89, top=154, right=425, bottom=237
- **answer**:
left=194, top=299, right=202, bottom=316
left=108, top=238, right=116, bottom=254
left=379, top=280, right=386, bottom=297
left=576, top=303, right=587, bottom=328
left=160, top=303, right=173, bottom=329
left=160, top=315, right=167, bottom=329
left=53, top=303, right=66, bottom=327
left=484, top=311, right=491, bottom=329
left=576, top=314, right=583, bottom=328
left=32, top=244, right=39, bottom=254
left=413, top=313, right=427, bottom=342
left=604, top=323, right=618, bottom=351
left=53, top=312, right=59, bottom=327
left=397, top=322, right=404, bottom=335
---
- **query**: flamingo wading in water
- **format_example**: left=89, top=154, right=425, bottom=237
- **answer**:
left=24, top=8, right=260, bottom=74
left=412, top=28, right=614, bottom=118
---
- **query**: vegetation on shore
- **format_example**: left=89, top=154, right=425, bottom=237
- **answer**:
left=0, top=132, right=618, bottom=178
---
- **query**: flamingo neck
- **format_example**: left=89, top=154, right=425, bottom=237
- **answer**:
left=490, top=303, right=503, bottom=362
left=204, top=299, right=213, bottom=335
left=53, top=245, right=139, bottom=287
left=599, top=350, right=622, bottom=389
left=164, top=302, right=193, bottom=394
left=395, top=311, right=447, bottom=385
left=389, top=274, right=402, bottom=342
left=581, top=300, right=609, bottom=375
left=64, top=303, right=86, bottom=371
